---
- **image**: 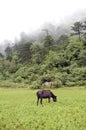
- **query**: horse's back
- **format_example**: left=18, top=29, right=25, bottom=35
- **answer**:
left=37, top=90, right=52, bottom=98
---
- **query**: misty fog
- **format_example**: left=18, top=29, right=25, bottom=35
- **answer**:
left=0, top=9, right=86, bottom=54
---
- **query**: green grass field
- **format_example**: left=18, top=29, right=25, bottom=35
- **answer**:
left=0, top=88, right=86, bottom=130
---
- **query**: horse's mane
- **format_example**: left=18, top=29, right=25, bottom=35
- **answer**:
left=50, top=91, right=56, bottom=98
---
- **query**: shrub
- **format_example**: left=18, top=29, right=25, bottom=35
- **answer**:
left=30, top=81, right=40, bottom=89
left=15, top=76, right=24, bottom=83
left=65, top=81, right=76, bottom=87
left=53, top=80, right=62, bottom=88
left=0, top=81, right=18, bottom=88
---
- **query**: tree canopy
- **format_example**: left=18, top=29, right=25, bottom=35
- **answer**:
left=0, top=20, right=86, bottom=88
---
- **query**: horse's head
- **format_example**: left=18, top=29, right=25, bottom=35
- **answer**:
left=53, top=96, right=57, bottom=102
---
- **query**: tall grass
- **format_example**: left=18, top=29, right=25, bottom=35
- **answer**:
left=0, top=88, right=86, bottom=130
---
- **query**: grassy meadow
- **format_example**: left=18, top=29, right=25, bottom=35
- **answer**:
left=0, top=88, right=86, bottom=130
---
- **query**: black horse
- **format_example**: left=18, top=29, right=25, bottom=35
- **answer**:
left=36, top=90, right=57, bottom=105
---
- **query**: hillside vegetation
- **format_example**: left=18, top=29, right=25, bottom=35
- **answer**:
left=0, top=21, right=86, bottom=88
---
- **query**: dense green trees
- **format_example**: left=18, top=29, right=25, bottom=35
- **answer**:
left=0, top=21, right=86, bottom=88
left=57, top=34, right=69, bottom=45
left=17, top=42, right=32, bottom=63
left=5, top=46, right=12, bottom=61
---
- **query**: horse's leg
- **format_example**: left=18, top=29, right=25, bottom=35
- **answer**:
left=40, top=98, right=42, bottom=104
left=37, top=97, right=39, bottom=105
left=48, top=98, right=50, bottom=103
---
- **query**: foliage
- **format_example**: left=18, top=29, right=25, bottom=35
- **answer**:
left=17, top=42, right=32, bottom=63
left=71, top=21, right=86, bottom=41
left=5, top=45, right=12, bottom=61
left=78, top=50, right=86, bottom=66
left=0, top=21, right=86, bottom=88
left=57, top=34, right=69, bottom=45
left=71, top=21, right=83, bottom=41
left=43, top=35, right=55, bottom=51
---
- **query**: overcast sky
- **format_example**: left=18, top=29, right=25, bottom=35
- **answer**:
left=0, top=0, right=86, bottom=43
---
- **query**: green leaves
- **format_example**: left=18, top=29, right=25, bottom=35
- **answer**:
left=17, top=42, right=32, bottom=63
left=71, top=21, right=86, bottom=41
left=0, top=20, right=86, bottom=87
left=43, top=35, right=55, bottom=51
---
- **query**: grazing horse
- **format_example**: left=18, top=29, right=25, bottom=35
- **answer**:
left=36, top=90, right=57, bottom=105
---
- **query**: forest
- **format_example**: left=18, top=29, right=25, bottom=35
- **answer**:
left=0, top=20, right=86, bottom=88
